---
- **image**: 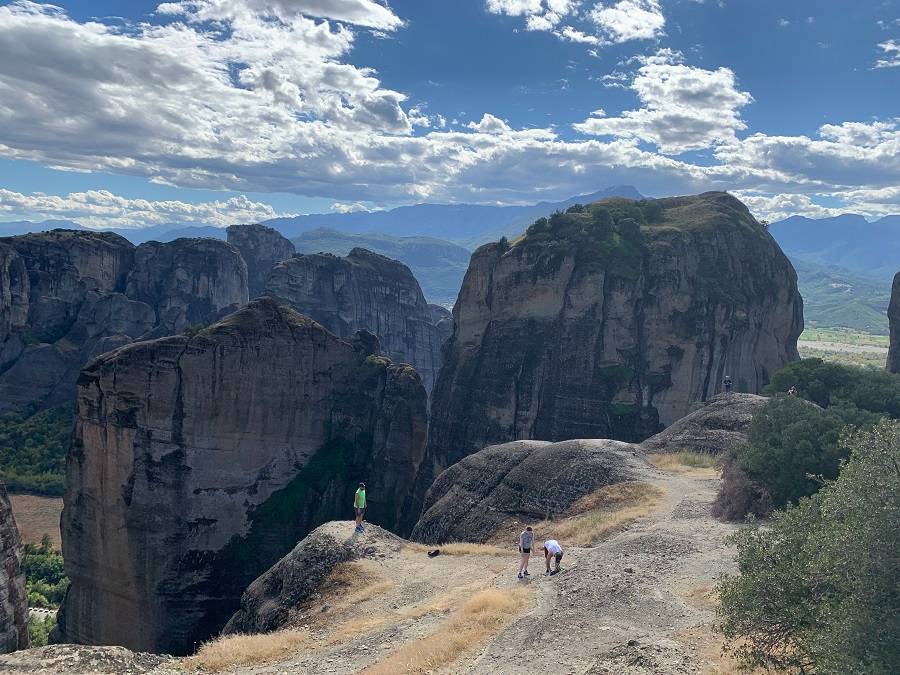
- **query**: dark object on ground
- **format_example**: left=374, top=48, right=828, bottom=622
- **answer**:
left=427, top=549, right=440, bottom=558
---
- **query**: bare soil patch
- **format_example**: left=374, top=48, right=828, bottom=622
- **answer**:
left=8, top=494, right=62, bottom=547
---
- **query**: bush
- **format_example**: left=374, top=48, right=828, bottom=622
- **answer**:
left=0, top=405, right=72, bottom=495
left=717, top=420, right=900, bottom=674
left=28, top=613, right=56, bottom=648
left=24, top=535, right=68, bottom=608
left=766, top=358, right=900, bottom=419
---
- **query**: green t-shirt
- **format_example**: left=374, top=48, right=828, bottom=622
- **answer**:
left=355, top=488, right=366, bottom=509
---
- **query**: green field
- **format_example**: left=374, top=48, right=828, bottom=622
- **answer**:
left=798, top=329, right=889, bottom=369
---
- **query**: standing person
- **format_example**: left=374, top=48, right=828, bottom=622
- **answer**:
left=517, top=526, right=534, bottom=579
left=354, top=482, right=366, bottom=533
left=723, top=375, right=733, bottom=396
left=543, top=538, right=563, bottom=576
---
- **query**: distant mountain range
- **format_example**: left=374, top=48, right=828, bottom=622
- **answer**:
left=3, top=189, right=897, bottom=331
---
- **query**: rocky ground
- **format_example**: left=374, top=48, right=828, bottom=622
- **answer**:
left=2, top=452, right=742, bottom=674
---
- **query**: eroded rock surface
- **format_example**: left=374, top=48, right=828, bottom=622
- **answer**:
left=888, top=271, right=900, bottom=374
left=226, top=224, right=295, bottom=297
left=425, top=192, right=802, bottom=497
left=224, top=522, right=404, bottom=635
left=0, top=645, right=173, bottom=674
left=58, top=299, right=427, bottom=655
left=265, top=248, right=446, bottom=393
left=412, top=439, right=650, bottom=544
left=0, top=482, right=28, bottom=653
left=639, top=393, right=767, bottom=455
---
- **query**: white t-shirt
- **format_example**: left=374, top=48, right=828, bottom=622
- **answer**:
left=544, top=539, right=562, bottom=554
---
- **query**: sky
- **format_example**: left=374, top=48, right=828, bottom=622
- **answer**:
left=0, top=0, right=898, bottom=229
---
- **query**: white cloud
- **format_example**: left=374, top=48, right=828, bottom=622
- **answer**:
left=0, top=188, right=292, bottom=228
left=331, top=201, right=369, bottom=213
left=467, top=113, right=513, bottom=134
left=574, top=51, right=753, bottom=154
left=587, top=0, right=665, bottom=43
left=874, top=39, right=900, bottom=68
left=158, top=0, right=404, bottom=30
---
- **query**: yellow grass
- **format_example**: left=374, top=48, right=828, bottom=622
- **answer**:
left=648, top=451, right=719, bottom=475
left=320, top=562, right=397, bottom=607
left=189, top=629, right=310, bottom=672
left=547, top=482, right=665, bottom=547
left=362, top=588, right=531, bottom=675
left=8, top=494, right=63, bottom=548
left=405, top=541, right=509, bottom=557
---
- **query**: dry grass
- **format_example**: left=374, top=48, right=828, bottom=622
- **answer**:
left=189, top=628, right=311, bottom=672
left=319, top=562, right=397, bottom=607
left=648, top=451, right=719, bottom=476
left=405, top=541, right=509, bottom=557
left=8, top=494, right=63, bottom=547
left=362, top=588, right=531, bottom=674
left=546, top=482, right=665, bottom=547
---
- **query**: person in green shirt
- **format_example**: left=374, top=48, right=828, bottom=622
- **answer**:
left=354, top=482, right=366, bottom=532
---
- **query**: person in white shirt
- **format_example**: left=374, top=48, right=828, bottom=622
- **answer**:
left=517, top=526, right=534, bottom=579
left=543, top=538, right=563, bottom=575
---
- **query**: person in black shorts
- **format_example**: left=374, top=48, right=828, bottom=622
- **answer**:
left=517, top=526, right=534, bottom=578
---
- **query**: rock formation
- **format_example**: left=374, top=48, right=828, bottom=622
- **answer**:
left=411, top=439, right=650, bottom=544
left=425, top=193, right=802, bottom=495
left=226, top=224, right=295, bottom=297
left=125, top=238, right=249, bottom=335
left=224, top=522, right=404, bottom=635
left=0, top=482, right=28, bottom=653
left=0, top=645, right=172, bottom=674
left=58, top=299, right=427, bottom=655
left=888, top=271, right=900, bottom=374
left=639, top=393, right=767, bottom=455
left=265, top=248, right=447, bottom=393
left=0, top=232, right=250, bottom=415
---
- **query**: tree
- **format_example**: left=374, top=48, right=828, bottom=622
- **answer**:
left=717, top=420, right=900, bottom=674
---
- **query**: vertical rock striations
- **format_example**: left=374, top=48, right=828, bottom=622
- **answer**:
left=424, top=192, right=802, bottom=496
left=226, top=224, right=295, bottom=297
left=0, top=243, right=29, bottom=371
left=264, top=248, right=447, bottom=393
left=58, top=299, right=427, bottom=655
left=0, top=482, right=28, bottom=653
left=889, top=271, right=900, bottom=374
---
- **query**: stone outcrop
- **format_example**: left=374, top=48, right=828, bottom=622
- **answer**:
left=0, top=482, right=28, bottom=653
left=265, top=248, right=447, bottom=393
left=888, top=271, right=900, bottom=374
left=226, top=224, right=295, bottom=297
left=0, top=645, right=173, bottom=674
left=411, top=439, right=650, bottom=544
left=125, top=238, right=249, bottom=336
left=224, top=522, right=403, bottom=635
left=639, top=393, right=767, bottom=455
left=58, top=299, right=427, bottom=655
left=424, top=193, right=802, bottom=496
left=0, top=232, right=250, bottom=415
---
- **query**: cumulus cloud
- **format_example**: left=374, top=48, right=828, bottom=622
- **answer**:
left=0, top=188, right=292, bottom=228
left=331, top=201, right=369, bottom=213
left=587, top=0, right=665, bottom=43
left=158, top=0, right=404, bottom=30
left=467, top=113, right=513, bottom=134
left=574, top=51, right=753, bottom=153
left=874, top=39, right=900, bottom=68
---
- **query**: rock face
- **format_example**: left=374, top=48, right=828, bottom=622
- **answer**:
left=639, top=393, right=767, bottom=455
left=125, top=238, right=249, bottom=335
left=0, top=645, right=172, bottom=674
left=425, top=193, right=802, bottom=494
left=265, top=248, right=447, bottom=393
left=0, top=482, right=28, bottom=653
left=226, top=224, right=295, bottom=297
left=888, top=271, right=900, bottom=374
left=224, top=522, right=403, bottom=635
left=0, top=232, right=250, bottom=415
left=58, top=299, right=427, bottom=655
left=411, top=439, right=650, bottom=545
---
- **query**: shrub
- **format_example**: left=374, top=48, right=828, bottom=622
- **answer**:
left=717, top=420, right=900, bottom=674
left=0, top=405, right=72, bottom=496
left=28, top=613, right=56, bottom=648
left=24, top=535, right=68, bottom=608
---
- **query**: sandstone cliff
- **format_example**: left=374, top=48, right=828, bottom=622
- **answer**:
left=0, top=482, right=28, bottom=653
left=265, top=248, right=446, bottom=393
left=226, top=224, right=295, bottom=297
left=125, top=238, right=249, bottom=335
left=0, top=232, right=250, bottom=415
left=888, top=271, right=899, bottom=374
left=58, top=299, right=427, bottom=655
left=424, top=193, right=802, bottom=495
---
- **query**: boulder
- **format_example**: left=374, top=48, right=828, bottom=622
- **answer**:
left=424, top=193, right=802, bottom=501
left=226, top=224, right=295, bottom=297
left=224, top=522, right=404, bottom=635
left=0, top=482, right=28, bottom=653
left=411, top=439, right=650, bottom=545
left=888, top=271, right=900, bottom=374
left=58, top=299, right=427, bottom=655
left=125, top=238, right=249, bottom=335
left=639, top=393, right=767, bottom=455
left=265, top=248, right=446, bottom=393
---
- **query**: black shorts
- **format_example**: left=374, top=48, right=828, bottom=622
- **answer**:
left=356, top=507, right=365, bottom=516
left=521, top=547, right=531, bottom=554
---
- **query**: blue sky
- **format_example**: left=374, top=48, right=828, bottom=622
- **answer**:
left=0, top=0, right=897, bottom=228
